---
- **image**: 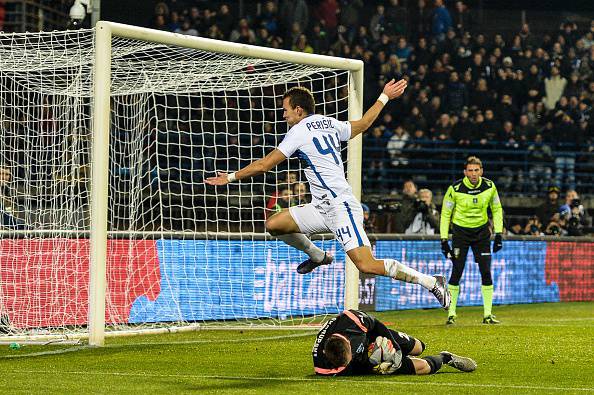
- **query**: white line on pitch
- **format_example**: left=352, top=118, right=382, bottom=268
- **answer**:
left=1, top=370, right=591, bottom=392
left=0, top=333, right=313, bottom=359
left=0, top=346, right=89, bottom=359
left=113, top=332, right=314, bottom=347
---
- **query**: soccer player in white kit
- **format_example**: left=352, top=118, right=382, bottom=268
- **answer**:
left=205, top=79, right=450, bottom=309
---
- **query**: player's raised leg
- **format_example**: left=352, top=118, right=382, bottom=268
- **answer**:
left=265, top=208, right=333, bottom=274
left=347, top=246, right=450, bottom=309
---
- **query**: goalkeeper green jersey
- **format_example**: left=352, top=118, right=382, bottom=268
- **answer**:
left=440, top=176, right=503, bottom=239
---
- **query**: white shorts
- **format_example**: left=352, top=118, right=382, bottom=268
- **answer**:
left=288, top=195, right=371, bottom=252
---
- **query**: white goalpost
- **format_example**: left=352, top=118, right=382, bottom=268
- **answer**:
left=0, top=21, right=363, bottom=346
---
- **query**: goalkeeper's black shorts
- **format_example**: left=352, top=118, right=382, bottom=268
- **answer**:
left=389, top=329, right=417, bottom=356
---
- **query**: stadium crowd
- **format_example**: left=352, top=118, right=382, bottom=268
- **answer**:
left=148, top=0, right=594, bottom=235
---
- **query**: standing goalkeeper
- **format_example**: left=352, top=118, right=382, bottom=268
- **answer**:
left=440, top=156, right=503, bottom=325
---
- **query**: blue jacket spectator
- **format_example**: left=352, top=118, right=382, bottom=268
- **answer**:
left=431, top=0, right=452, bottom=40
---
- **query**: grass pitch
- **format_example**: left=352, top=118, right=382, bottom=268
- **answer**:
left=0, top=302, right=591, bottom=394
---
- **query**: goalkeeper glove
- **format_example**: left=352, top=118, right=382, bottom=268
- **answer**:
left=441, top=239, right=454, bottom=260
left=374, top=361, right=400, bottom=375
left=368, top=336, right=403, bottom=373
left=493, top=233, right=503, bottom=253
left=368, top=336, right=393, bottom=366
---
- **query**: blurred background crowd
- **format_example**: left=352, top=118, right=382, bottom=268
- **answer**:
left=145, top=0, right=594, bottom=235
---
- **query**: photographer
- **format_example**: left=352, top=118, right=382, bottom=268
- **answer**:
left=365, top=198, right=402, bottom=233
left=559, top=190, right=591, bottom=236
left=523, top=215, right=543, bottom=236
left=405, top=188, right=439, bottom=235
left=544, top=213, right=568, bottom=236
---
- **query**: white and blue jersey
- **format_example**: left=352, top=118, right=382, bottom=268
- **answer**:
left=278, top=114, right=370, bottom=252
left=278, top=114, right=352, bottom=202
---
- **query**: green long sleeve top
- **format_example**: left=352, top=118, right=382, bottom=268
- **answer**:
left=440, top=176, right=503, bottom=239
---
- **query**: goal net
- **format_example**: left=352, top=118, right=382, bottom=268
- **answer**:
left=0, top=23, right=363, bottom=343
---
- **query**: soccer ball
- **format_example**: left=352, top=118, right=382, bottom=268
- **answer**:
left=367, top=336, right=394, bottom=366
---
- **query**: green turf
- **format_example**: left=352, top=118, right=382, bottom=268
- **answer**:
left=0, top=302, right=591, bottom=394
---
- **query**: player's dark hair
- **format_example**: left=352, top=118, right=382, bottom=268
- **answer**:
left=465, top=156, right=483, bottom=169
left=283, top=86, right=315, bottom=114
left=323, top=335, right=350, bottom=368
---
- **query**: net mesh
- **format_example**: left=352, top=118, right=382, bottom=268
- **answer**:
left=0, top=29, right=352, bottom=337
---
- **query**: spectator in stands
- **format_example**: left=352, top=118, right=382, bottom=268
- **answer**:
left=175, top=18, right=198, bottom=36
left=516, top=114, right=537, bottom=141
left=452, top=108, right=473, bottom=147
left=0, top=167, right=26, bottom=229
left=452, top=1, right=473, bottom=35
left=230, top=18, right=256, bottom=44
left=271, top=188, right=294, bottom=214
left=363, top=127, right=388, bottom=189
left=527, top=133, right=553, bottom=193
left=387, top=125, right=410, bottom=169
left=405, top=188, right=439, bottom=235
left=206, top=24, right=224, bottom=40
left=544, top=66, right=567, bottom=110
left=395, top=180, right=418, bottom=233
left=535, top=185, right=561, bottom=226
left=167, top=11, right=181, bottom=32
left=266, top=172, right=298, bottom=218
left=369, top=5, right=386, bottom=42
left=313, top=0, right=338, bottom=36
left=433, top=113, right=453, bottom=141
left=257, top=1, right=279, bottom=36
left=201, top=8, right=216, bottom=34
left=508, top=219, right=524, bottom=235
left=309, top=23, right=330, bottom=54
left=395, top=37, right=412, bottom=62
left=152, top=15, right=167, bottom=31
left=286, top=21, right=304, bottom=49
left=215, top=4, right=234, bottom=39
left=293, top=34, right=314, bottom=53
left=553, top=113, right=579, bottom=190
left=403, top=106, right=428, bottom=133
left=187, top=6, right=201, bottom=31
left=409, top=0, right=432, bottom=40
left=293, top=182, right=309, bottom=206
left=279, top=0, right=308, bottom=37
left=339, top=0, right=363, bottom=43
left=431, top=0, right=452, bottom=42
left=385, top=0, right=407, bottom=36
left=444, top=71, right=468, bottom=113
left=578, top=45, right=594, bottom=81
left=406, top=129, right=431, bottom=173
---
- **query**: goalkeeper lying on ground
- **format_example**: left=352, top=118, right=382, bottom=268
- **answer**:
left=312, top=310, right=476, bottom=376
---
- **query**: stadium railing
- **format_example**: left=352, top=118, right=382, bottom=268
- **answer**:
left=362, top=143, right=594, bottom=194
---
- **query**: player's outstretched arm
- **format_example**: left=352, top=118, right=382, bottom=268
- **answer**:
left=205, top=149, right=286, bottom=186
left=349, top=78, right=407, bottom=139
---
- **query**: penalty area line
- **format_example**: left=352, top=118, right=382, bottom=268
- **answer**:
left=2, top=370, right=592, bottom=392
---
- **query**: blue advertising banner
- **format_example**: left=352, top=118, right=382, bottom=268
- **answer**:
left=124, top=239, right=590, bottom=323
left=129, top=239, right=346, bottom=323
left=374, top=240, right=559, bottom=311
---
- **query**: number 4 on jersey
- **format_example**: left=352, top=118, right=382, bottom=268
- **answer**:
left=335, top=226, right=352, bottom=242
left=313, top=134, right=340, bottom=164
